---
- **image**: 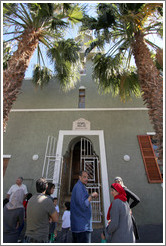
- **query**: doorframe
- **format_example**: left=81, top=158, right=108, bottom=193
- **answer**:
left=53, top=130, right=110, bottom=226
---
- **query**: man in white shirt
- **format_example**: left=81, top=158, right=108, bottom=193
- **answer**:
left=7, top=177, right=28, bottom=202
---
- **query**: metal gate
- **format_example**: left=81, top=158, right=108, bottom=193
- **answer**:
left=80, top=138, right=102, bottom=223
left=42, top=136, right=63, bottom=198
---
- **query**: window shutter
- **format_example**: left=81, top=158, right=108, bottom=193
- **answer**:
left=137, top=135, right=163, bottom=183
left=3, top=158, right=10, bottom=177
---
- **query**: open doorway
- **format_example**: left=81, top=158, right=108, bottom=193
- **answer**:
left=70, top=141, right=81, bottom=192
left=60, top=137, right=102, bottom=224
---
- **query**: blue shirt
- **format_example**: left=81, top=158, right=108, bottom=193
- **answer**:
left=70, top=180, right=92, bottom=232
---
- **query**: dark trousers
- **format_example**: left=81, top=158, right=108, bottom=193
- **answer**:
left=72, top=231, right=91, bottom=243
left=61, top=227, right=70, bottom=243
left=132, top=215, right=140, bottom=240
left=24, top=236, right=49, bottom=243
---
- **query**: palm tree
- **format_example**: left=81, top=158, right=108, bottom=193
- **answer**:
left=3, top=41, right=12, bottom=69
left=81, top=3, right=163, bottom=162
left=3, top=3, right=83, bottom=131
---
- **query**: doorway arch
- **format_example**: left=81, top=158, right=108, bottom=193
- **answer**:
left=53, top=130, right=110, bottom=226
left=61, top=136, right=102, bottom=223
left=69, top=137, right=96, bottom=192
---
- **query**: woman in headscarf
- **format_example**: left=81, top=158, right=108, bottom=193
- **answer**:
left=3, top=189, right=25, bottom=243
left=114, top=176, right=140, bottom=240
left=106, top=183, right=135, bottom=243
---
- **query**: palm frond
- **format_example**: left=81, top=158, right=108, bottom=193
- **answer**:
left=50, top=17, right=68, bottom=30
left=92, top=52, right=141, bottom=101
left=84, top=37, right=105, bottom=56
left=68, top=6, right=83, bottom=24
left=32, top=64, right=53, bottom=89
left=3, top=41, right=12, bottom=69
left=56, top=61, right=81, bottom=91
left=47, top=39, right=81, bottom=91
left=144, top=38, right=162, bottom=50
left=119, top=71, right=141, bottom=102
left=3, top=3, right=17, bottom=16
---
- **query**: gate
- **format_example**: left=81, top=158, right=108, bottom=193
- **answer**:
left=42, top=136, right=63, bottom=198
left=80, top=138, right=102, bottom=223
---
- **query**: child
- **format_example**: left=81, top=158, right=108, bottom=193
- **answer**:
left=61, top=202, right=71, bottom=243
left=53, top=197, right=60, bottom=214
left=50, top=197, right=59, bottom=242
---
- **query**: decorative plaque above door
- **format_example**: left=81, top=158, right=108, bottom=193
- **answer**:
left=72, top=118, right=91, bottom=131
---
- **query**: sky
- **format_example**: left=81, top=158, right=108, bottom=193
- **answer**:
left=24, top=3, right=97, bottom=78
left=24, top=24, right=81, bottom=78
left=2, top=2, right=164, bottom=78
left=24, top=3, right=163, bottom=78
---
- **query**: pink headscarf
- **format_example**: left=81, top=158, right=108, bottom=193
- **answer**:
left=107, top=183, right=127, bottom=220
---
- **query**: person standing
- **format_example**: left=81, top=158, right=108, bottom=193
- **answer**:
left=46, top=183, right=57, bottom=242
left=114, top=177, right=140, bottom=209
left=6, top=177, right=28, bottom=202
left=106, top=183, right=135, bottom=243
left=53, top=197, right=60, bottom=215
left=18, top=193, right=33, bottom=242
left=70, top=170, right=98, bottom=243
left=45, top=182, right=55, bottom=199
left=114, top=176, right=140, bottom=240
left=3, top=189, right=25, bottom=243
left=25, top=178, right=58, bottom=243
left=61, top=201, right=71, bottom=243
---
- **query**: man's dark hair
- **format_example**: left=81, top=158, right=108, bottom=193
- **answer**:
left=26, top=193, right=32, bottom=200
left=18, top=177, right=23, bottom=181
left=79, top=170, right=88, bottom=177
left=65, top=201, right=70, bottom=211
left=36, top=178, right=48, bottom=193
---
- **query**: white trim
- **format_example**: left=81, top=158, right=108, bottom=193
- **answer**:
left=11, top=107, right=148, bottom=112
left=147, top=132, right=156, bottom=135
left=54, top=130, right=110, bottom=227
left=3, top=155, right=11, bottom=159
left=24, top=77, right=32, bottom=80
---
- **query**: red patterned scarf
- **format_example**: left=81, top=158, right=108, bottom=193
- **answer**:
left=107, top=183, right=127, bottom=220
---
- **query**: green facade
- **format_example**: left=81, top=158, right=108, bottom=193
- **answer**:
left=3, top=52, right=163, bottom=227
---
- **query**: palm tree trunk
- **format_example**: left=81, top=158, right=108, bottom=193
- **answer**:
left=3, top=28, right=40, bottom=131
left=132, top=33, right=163, bottom=162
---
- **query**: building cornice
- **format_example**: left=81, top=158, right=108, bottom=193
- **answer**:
left=11, top=107, right=148, bottom=112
